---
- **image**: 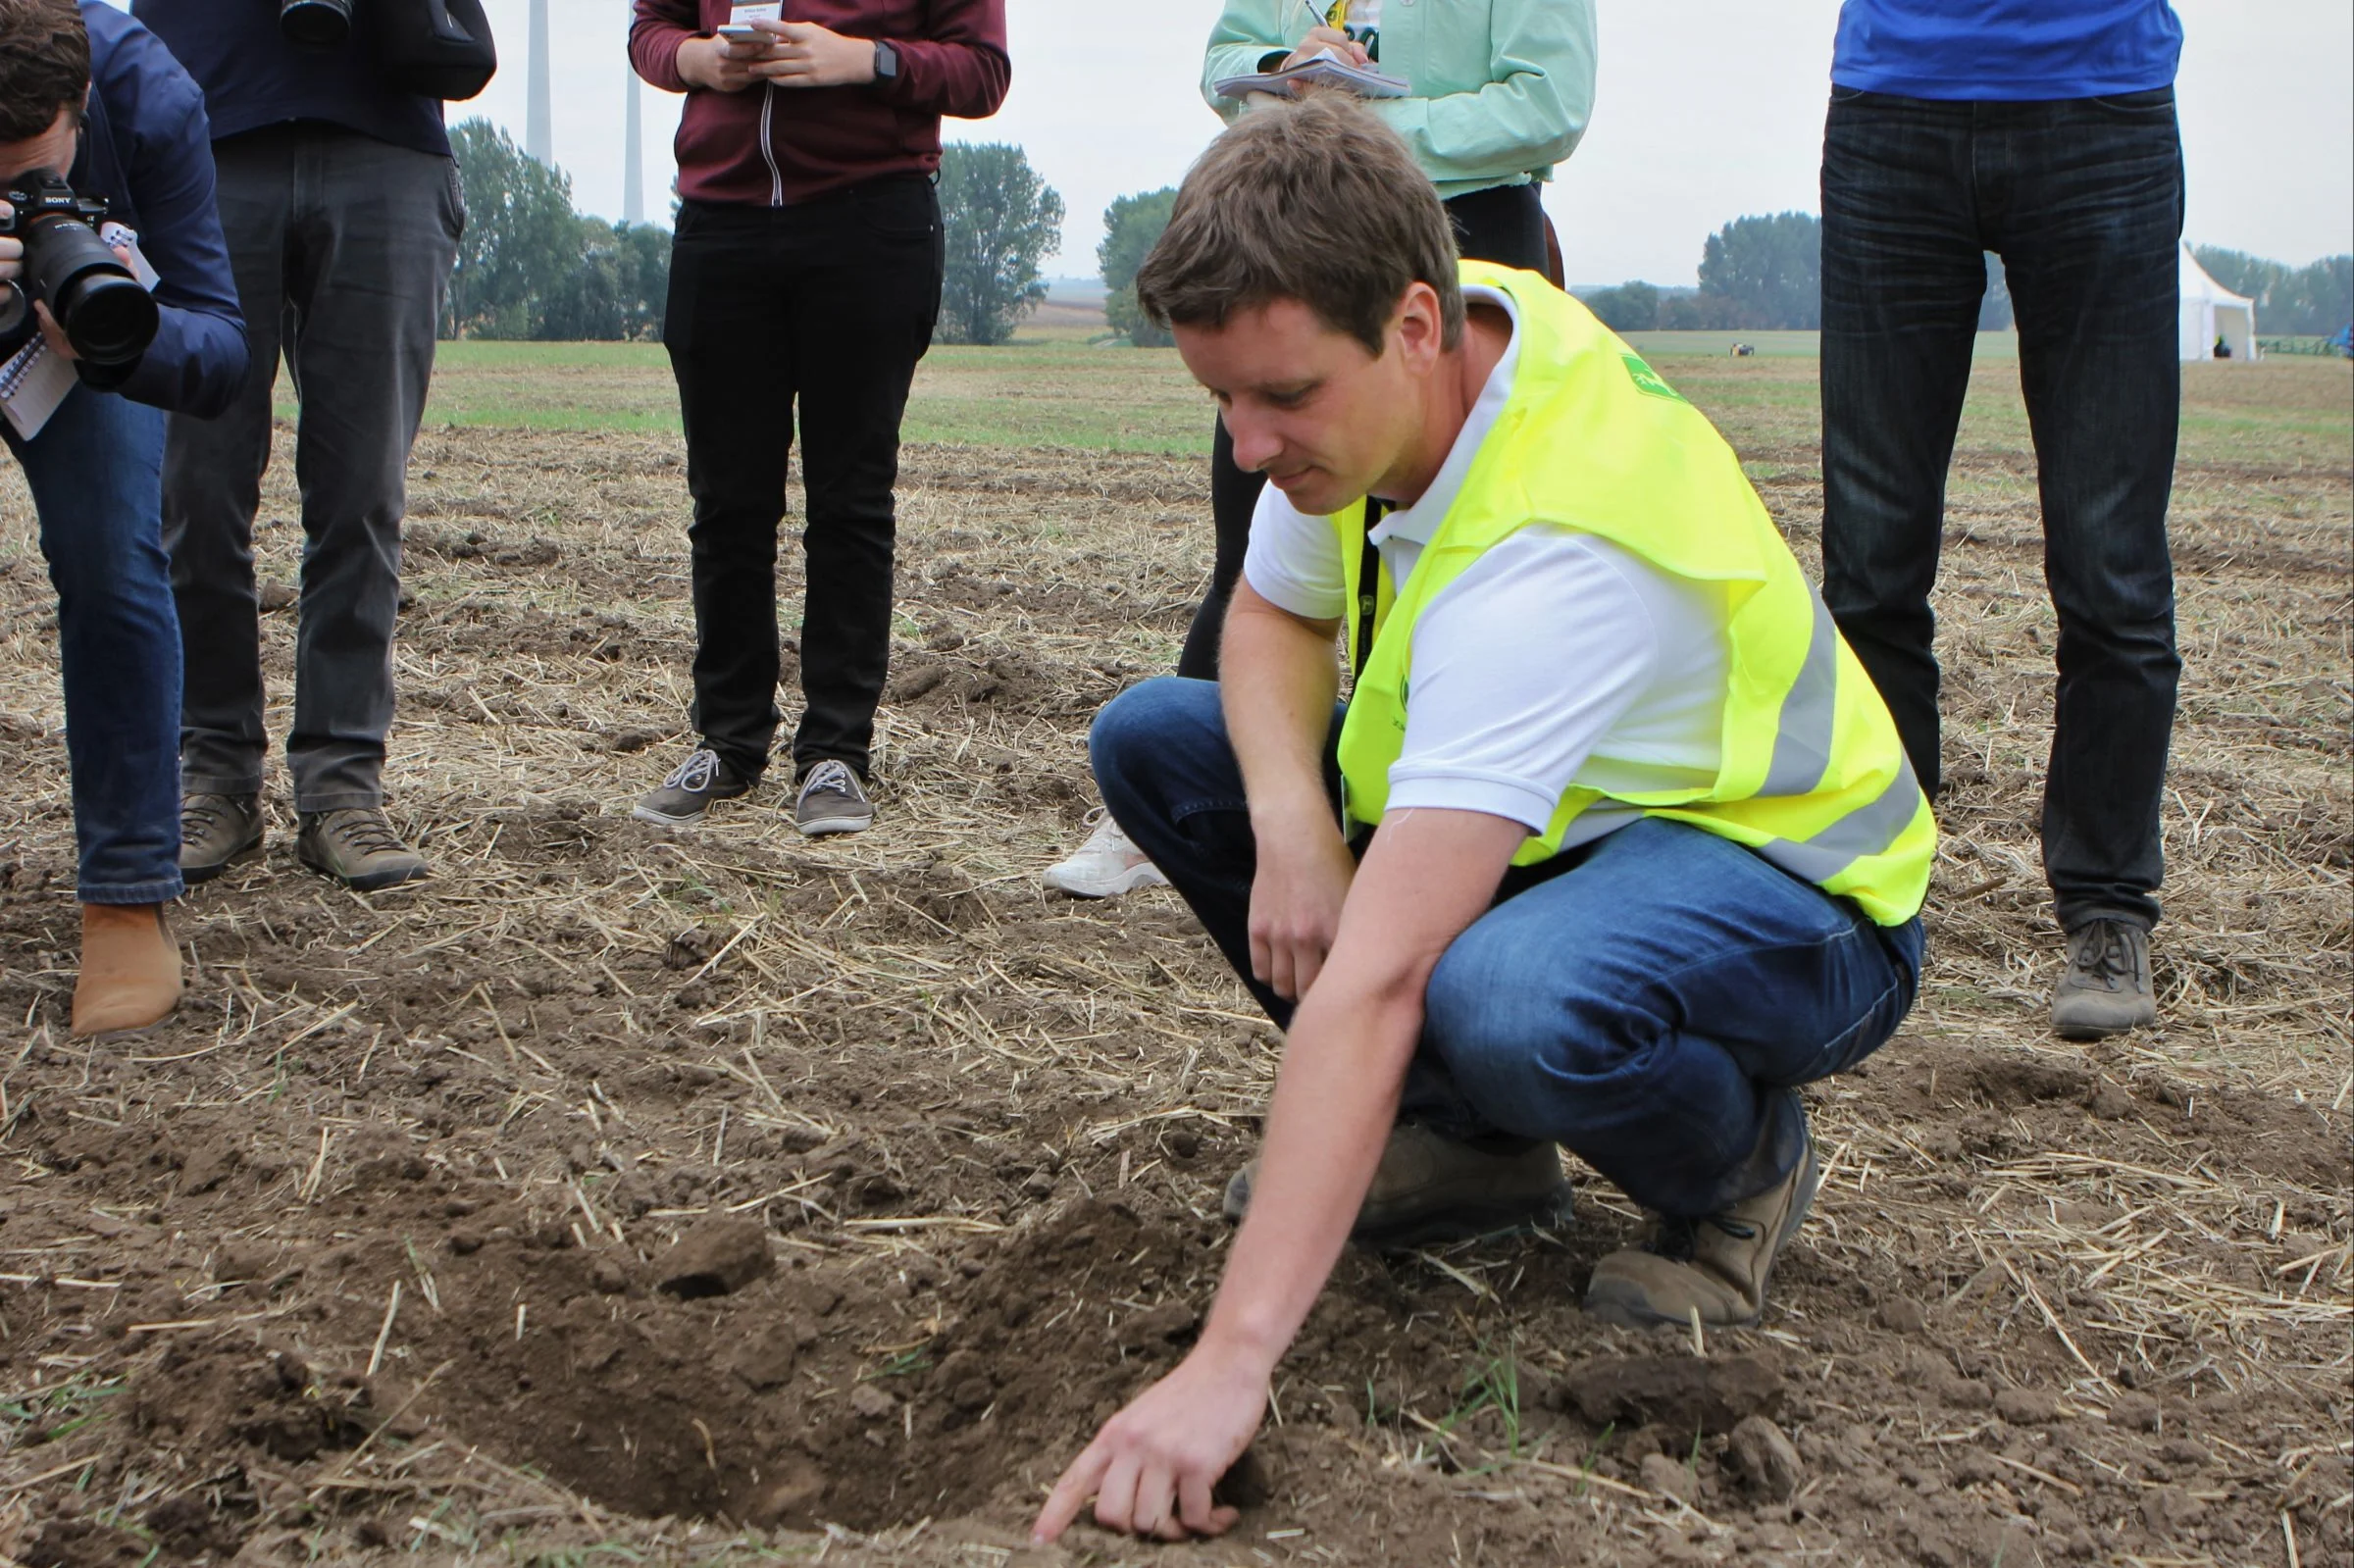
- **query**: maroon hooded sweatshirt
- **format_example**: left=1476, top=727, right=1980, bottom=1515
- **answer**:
left=630, top=1, right=1010, bottom=207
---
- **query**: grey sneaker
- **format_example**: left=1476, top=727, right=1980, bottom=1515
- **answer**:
left=180, top=792, right=263, bottom=884
left=794, top=760, right=873, bottom=836
left=633, top=746, right=755, bottom=828
left=1583, top=1128, right=1819, bottom=1330
left=1222, top=1122, right=1572, bottom=1250
left=2051, top=918, right=2157, bottom=1039
left=296, top=808, right=429, bottom=892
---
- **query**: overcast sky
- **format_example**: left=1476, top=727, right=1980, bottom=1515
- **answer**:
left=111, top=1, right=2354, bottom=283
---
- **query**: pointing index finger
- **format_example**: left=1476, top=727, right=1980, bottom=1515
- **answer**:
left=1032, top=1440, right=1112, bottom=1544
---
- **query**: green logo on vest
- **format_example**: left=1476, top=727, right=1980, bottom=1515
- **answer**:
left=1620, top=353, right=1686, bottom=403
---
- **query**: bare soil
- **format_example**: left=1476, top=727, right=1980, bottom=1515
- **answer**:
left=0, top=359, right=2345, bottom=1567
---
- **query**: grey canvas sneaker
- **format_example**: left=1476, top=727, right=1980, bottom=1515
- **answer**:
left=794, top=760, right=873, bottom=836
left=296, top=807, right=428, bottom=892
left=1222, top=1122, right=1573, bottom=1250
left=634, top=746, right=755, bottom=828
left=180, top=792, right=263, bottom=884
left=1583, top=1127, right=1819, bottom=1330
left=2050, top=918, right=2157, bottom=1039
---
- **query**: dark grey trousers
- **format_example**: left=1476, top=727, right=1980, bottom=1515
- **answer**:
left=163, top=125, right=462, bottom=812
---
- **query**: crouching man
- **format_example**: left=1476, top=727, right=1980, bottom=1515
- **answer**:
left=1035, top=96, right=1932, bottom=1544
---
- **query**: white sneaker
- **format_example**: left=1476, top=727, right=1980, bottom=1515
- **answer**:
left=1044, top=814, right=1168, bottom=898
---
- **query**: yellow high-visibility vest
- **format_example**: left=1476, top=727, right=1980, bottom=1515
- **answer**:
left=1334, top=261, right=1934, bottom=925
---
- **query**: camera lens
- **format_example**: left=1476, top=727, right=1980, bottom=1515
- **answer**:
left=53, top=271, right=159, bottom=368
left=23, top=214, right=159, bottom=369
left=280, top=0, right=354, bottom=46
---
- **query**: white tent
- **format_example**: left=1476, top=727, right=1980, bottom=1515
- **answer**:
left=2180, top=242, right=2258, bottom=361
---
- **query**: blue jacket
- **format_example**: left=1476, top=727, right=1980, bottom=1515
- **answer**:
left=65, top=2, right=246, bottom=417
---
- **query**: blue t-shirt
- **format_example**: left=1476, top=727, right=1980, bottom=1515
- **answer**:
left=130, top=0, right=448, bottom=159
left=1831, top=1, right=2182, bottom=101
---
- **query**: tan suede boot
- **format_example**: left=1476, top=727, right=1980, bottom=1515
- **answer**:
left=72, top=903, right=182, bottom=1037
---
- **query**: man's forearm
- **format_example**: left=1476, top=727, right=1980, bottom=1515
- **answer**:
left=1199, top=967, right=1423, bottom=1366
left=1220, top=584, right=1343, bottom=838
left=1197, top=809, right=1529, bottom=1366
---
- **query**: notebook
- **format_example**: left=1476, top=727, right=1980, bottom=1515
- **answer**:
left=1213, top=50, right=1408, bottom=100
left=0, top=332, right=75, bottom=442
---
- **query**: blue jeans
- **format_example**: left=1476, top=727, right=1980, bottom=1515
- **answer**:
left=4, top=382, right=184, bottom=904
left=1092, top=679, right=1923, bottom=1218
left=1819, top=88, right=2183, bottom=932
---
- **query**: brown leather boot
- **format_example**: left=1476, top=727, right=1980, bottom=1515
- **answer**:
left=72, top=903, right=182, bottom=1037
left=1584, top=1128, right=1820, bottom=1330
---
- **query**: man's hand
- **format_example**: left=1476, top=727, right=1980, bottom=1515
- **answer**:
left=754, top=21, right=878, bottom=88
left=1249, top=822, right=1356, bottom=1001
left=1031, top=1341, right=1262, bottom=1544
left=675, top=31, right=771, bottom=93
left=0, top=199, right=20, bottom=286
left=1280, top=25, right=1369, bottom=74
left=32, top=301, right=76, bottom=361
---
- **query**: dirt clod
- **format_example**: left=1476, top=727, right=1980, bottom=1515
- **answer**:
left=1727, top=1414, right=1805, bottom=1499
left=656, top=1216, right=773, bottom=1298
left=2108, top=1391, right=2164, bottom=1431
left=1563, top=1352, right=1782, bottom=1435
left=1874, top=1296, right=1928, bottom=1334
left=1638, top=1451, right=1699, bottom=1506
left=1993, top=1387, right=2057, bottom=1424
left=2140, top=1486, right=2206, bottom=1537
left=2086, top=1081, right=2136, bottom=1120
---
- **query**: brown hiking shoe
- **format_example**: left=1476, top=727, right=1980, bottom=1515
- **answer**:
left=297, top=808, right=428, bottom=891
left=2051, top=918, right=2156, bottom=1039
left=180, top=792, right=263, bottom=884
left=73, top=903, right=182, bottom=1037
left=1583, top=1131, right=1820, bottom=1330
left=1222, top=1123, right=1572, bottom=1249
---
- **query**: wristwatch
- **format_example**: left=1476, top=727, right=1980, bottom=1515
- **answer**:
left=872, top=40, right=899, bottom=81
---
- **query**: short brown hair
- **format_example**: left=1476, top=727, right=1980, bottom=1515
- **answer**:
left=0, top=0, right=88, bottom=144
left=1136, top=93, right=1463, bottom=358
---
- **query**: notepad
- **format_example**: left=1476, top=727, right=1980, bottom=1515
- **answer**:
left=1213, top=50, right=1408, bottom=100
left=0, top=332, right=75, bottom=441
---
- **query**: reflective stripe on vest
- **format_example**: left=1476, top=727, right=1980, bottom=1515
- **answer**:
left=1330, top=261, right=1934, bottom=925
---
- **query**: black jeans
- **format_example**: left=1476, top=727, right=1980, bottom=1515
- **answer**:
left=663, top=178, right=944, bottom=782
left=1819, top=88, right=2183, bottom=933
left=165, top=126, right=462, bottom=811
left=1176, top=182, right=1555, bottom=681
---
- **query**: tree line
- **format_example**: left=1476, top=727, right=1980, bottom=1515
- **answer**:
left=2191, top=249, right=2352, bottom=336
left=441, top=122, right=1070, bottom=346
left=439, top=123, right=2352, bottom=347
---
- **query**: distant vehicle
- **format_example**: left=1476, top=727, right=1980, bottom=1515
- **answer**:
left=1730, top=341, right=1756, bottom=357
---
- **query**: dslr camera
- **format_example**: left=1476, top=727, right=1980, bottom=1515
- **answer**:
left=0, top=169, right=158, bottom=368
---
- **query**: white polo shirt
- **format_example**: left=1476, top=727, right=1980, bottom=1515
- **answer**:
left=1240, top=284, right=1731, bottom=843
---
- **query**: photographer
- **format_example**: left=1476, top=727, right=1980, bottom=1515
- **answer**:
left=134, top=0, right=469, bottom=892
left=0, top=0, right=246, bottom=1037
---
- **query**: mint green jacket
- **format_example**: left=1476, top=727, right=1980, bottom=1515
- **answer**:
left=1202, top=0, right=1596, bottom=198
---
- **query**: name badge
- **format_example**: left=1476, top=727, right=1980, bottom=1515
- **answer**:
left=729, top=2, right=782, bottom=22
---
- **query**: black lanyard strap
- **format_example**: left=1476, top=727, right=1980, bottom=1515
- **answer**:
left=1355, top=497, right=1389, bottom=682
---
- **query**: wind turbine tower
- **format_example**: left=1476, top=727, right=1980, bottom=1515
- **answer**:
left=526, top=0, right=552, bottom=166
left=624, top=72, right=645, bottom=225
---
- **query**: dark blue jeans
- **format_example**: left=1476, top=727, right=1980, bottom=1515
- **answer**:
left=1092, top=679, right=1923, bottom=1218
left=1819, top=88, right=2183, bottom=933
left=4, top=382, right=184, bottom=904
